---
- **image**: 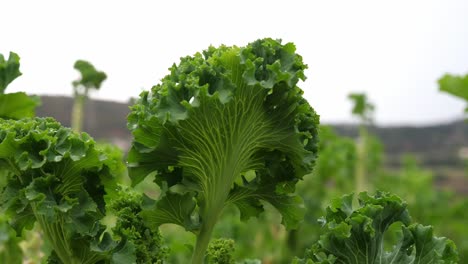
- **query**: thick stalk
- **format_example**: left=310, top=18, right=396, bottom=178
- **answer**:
left=71, top=90, right=87, bottom=132
left=355, top=125, right=367, bottom=193
left=191, top=220, right=216, bottom=264
left=191, top=194, right=227, bottom=264
left=33, top=210, right=81, bottom=264
left=286, top=229, right=298, bottom=256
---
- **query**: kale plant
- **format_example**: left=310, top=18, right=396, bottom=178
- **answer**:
left=0, top=117, right=164, bottom=264
left=127, top=38, right=320, bottom=263
left=293, top=191, right=458, bottom=264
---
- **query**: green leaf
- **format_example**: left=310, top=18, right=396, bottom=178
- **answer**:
left=0, top=92, right=40, bottom=120
left=0, top=52, right=22, bottom=93
left=439, top=73, right=468, bottom=101
left=140, top=191, right=198, bottom=232
left=128, top=38, right=319, bottom=230
left=110, top=240, right=137, bottom=264
left=227, top=185, right=264, bottom=221
left=0, top=54, right=40, bottom=120
left=72, top=60, right=107, bottom=90
left=298, top=191, right=459, bottom=264
left=348, top=93, right=374, bottom=122
left=0, top=178, right=36, bottom=233
left=228, top=181, right=306, bottom=230
left=409, top=224, right=458, bottom=263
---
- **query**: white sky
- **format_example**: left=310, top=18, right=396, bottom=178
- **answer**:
left=2, top=0, right=468, bottom=126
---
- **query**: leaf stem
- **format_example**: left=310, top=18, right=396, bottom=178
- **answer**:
left=191, top=216, right=217, bottom=264
left=33, top=208, right=81, bottom=264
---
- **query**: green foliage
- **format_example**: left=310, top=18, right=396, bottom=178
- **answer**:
left=96, top=142, right=127, bottom=183
left=0, top=215, right=22, bottom=264
left=0, top=92, right=41, bottom=120
left=72, top=60, right=107, bottom=91
left=0, top=52, right=22, bottom=93
left=375, top=155, right=468, bottom=262
left=109, top=185, right=167, bottom=263
left=211, top=203, right=293, bottom=262
left=439, top=73, right=468, bottom=116
left=0, top=52, right=40, bottom=119
left=348, top=93, right=378, bottom=193
left=348, top=93, right=374, bottom=123
left=71, top=60, right=107, bottom=132
left=288, top=126, right=357, bottom=259
left=127, top=38, right=319, bottom=262
left=206, top=238, right=235, bottom=264
left=439, top=73, right=468, bottom=101
left=0, top=117, right=132, bottom=263
left=362, top=131, right=383, bottom=175
left=439, top=74, right=468, bottom=246
left=295, top=191, right=459, bottom=264
left=312, top=126, right=356, bottom=191
left=373, top=155, right=436, bottom=220
left=355, top=127, right=384, bottom=193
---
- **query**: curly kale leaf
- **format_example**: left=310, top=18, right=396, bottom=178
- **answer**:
left=0, top=117, right=131, bottom=264
left=109, top=185, right=168, bottom=263
left=128, top=38, right=319, bottom=263
left=294, top=191, right=459, bottom=264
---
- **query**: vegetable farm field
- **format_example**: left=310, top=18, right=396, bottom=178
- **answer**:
left=1, top=38, right=467, bottom=263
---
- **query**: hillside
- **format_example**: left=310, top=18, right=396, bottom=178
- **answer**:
left=36, top=95, right=468, bottom=169
left=36, top=96, right=133, bottom=149
left=334, top=122, right=468, bottom=168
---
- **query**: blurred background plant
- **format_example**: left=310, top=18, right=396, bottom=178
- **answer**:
left=71, top=60, right=107, bottom=132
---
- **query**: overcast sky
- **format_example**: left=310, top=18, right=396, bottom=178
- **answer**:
left=2, top=0, right=468, bottom=126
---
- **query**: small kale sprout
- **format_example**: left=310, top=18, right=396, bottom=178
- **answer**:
left=109, top=185, right=168, bottom=263
left=206, top=238, right=235, bottom=264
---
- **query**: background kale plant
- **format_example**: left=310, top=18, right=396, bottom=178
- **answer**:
left=0, top=117, right=165, bottom=264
